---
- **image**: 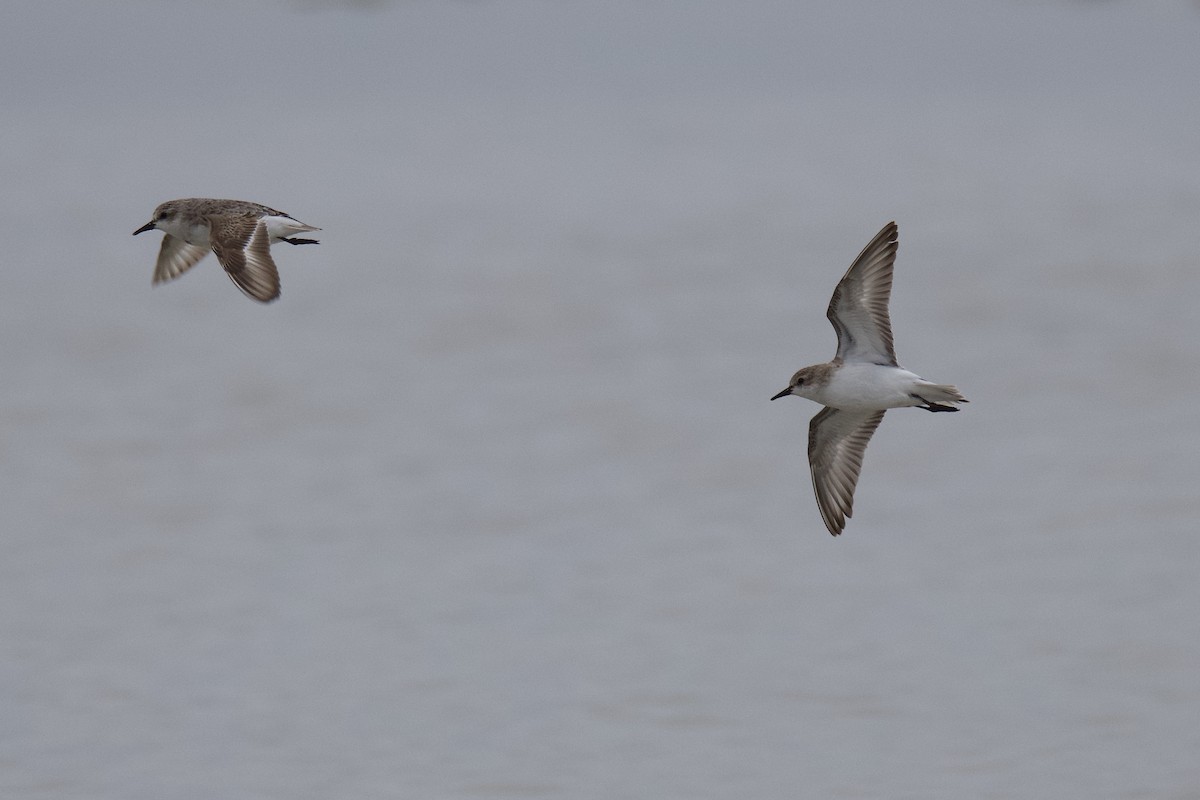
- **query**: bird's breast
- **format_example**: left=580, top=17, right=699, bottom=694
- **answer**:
left=158, top=219, right=210, bottom=247
left=817, top=364, right=922, bottom=410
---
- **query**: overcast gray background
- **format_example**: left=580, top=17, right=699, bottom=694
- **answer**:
left=2, top=1, right=1199, bottom=798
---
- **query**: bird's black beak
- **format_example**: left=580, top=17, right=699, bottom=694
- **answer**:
left=770, top=388, right=791, bottom=401
left=132, top=221, right=156, bottom=236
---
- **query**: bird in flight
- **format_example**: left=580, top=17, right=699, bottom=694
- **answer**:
left=771, top=221, right=967, bottom=536
left=134, top=198, right=320, bottom=303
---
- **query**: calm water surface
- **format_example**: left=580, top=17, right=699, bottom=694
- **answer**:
left=2, top=2, right=1198, bottom=798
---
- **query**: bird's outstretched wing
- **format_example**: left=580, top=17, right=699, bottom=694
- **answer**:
left=827, top=221, right=898, bottom=366
left=808, top=407, right=886, bottom=536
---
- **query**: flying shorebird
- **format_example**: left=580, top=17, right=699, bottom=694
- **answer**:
left=133, top=198, right=320, bottom=303
left=771, top=221, right=967, bottom=536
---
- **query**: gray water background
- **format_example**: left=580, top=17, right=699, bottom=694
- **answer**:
left=2, top=1, right=1199, bottom=797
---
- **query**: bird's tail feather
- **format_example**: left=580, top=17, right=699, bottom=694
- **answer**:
left=918, top=382, right=968, bottom=405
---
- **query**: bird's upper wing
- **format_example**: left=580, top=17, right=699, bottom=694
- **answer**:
left=152, top=234, right=209, bottom=285
left=827, top=221, right=898, bottom=366
left=808, top=407, right=886, bottom=536
left=208, top=216, right=281, bottom=303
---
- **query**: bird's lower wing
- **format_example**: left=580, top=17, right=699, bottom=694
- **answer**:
left=153, top=235, right=209, bottom=285
left=209, top=217, right=281, bottom=303
left=807, top=407, right=886, bottom=536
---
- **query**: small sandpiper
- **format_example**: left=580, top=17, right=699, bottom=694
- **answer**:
left=771, top=221, right=967, bottom=536
left=133, top=198, right=320, bottom=303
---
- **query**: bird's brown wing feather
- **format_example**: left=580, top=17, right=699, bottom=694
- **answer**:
left=808, top=407, right=886, bottom=536
left=208, top=216, right=281, bottom=303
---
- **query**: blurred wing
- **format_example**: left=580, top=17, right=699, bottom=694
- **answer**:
left=808, top=407, right=886, bottom=536
left=209, top=216, right=281, bottom=303
left=828, top=221, right=898, bottom=366
left=152, top=234, right=209, bottom=285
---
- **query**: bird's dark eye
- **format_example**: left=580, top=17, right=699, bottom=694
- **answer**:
left=795, top=378, right=804, bottom=386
